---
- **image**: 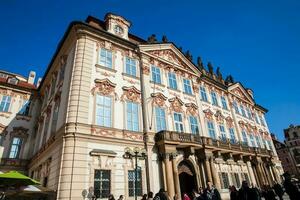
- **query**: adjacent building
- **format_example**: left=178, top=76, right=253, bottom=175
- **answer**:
left=0, top=13, right=284, bottom=200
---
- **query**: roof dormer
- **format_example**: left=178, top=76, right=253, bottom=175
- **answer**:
left=104, top=13, right=131, bottom=40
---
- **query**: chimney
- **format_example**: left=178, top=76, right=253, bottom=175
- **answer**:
left=28, top=71, right=36, bottom=84
left=37, top=78, right=42, bottom=88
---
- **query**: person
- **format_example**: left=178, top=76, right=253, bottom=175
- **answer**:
left=118, top=195, right=124, bottom=200
left=154, top=188, right=168, bottom=200
left=283, top=172, right=300, bottom=200
left=273, top=181, right=284, bottom=200
left=229, top=185, right=238, bottom=200
left=203, top=182, right=221, bottom=200
left=238, top=181, right=251, bottom=200
left=265, top=185, right=276, bottom=200
left=142, top=194, right=148, bottom=200
left=148, top=192, right=154, bottom=200
left=192, top=189, right=200, bottom=200
left=249, top=184, right=261, bottom=200
left=109, top=194, right=116, bottom=200
left=183, top=193, right=191, bottom=200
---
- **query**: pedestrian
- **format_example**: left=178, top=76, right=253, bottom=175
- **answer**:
left=283, top=172, right=300, bottom=200
left=148, top=192, right=154, bottom=200
left=183, top=193, right=191, bottom=200
left=118, top=195, right=124, bottom=200
left=273, top=181, right=284, bottom=200
left=203, top=182, right=221, bottom=200
left=237, top=181, right=251, bottom=200
left=142, top=194, right=148, bottom=200
left=109, top=194, right=116, bottom=200
left=265, top=185, right=276, bottom=200
left=154, top=188, right=168, bottom=200
left=229, top=185, right=238, bottom=200
left=249, top=184, right=261, bottom=200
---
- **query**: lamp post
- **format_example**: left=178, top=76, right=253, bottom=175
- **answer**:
left=123, top=147, right=147, bottom=200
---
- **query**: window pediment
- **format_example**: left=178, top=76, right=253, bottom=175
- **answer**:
left=121, top=86, right=141, bottom=103
left=92, top=78, right=116, bottom=96
left=214, top=110, right=225, bottom=123
left=11, top=127, right=29, bottom=139
left=203, top=109, right=214, bottom=120
left=185, top=103, right=198, bottom=116
left=151, top=92, right=167, bottom=107
left=169, top=96, right=184, bottom=113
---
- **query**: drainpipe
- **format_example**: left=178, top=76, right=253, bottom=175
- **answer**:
left=137, top=46, right=151, bottom=193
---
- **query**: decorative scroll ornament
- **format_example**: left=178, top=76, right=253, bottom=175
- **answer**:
left=214, top=110, right=225, bottom=123
left=169, top=96, right=184, bottom=113
left=192, top=84, right=199, bottom=93
left=225, top=116, right=234, bottom=128
left=121, top=86, right=141, bottom=103
left=151, top=92, right=167, bottom=107
left=11, top=127, right=29, bottom=138
left=203, top=109, right=214, bottom=121
left=54, top=91, right=62, bottom=103
left=238, top=120, right=246, bottom=128
left=142, top=65, right=150, bottom=75
left=91, top=79, right=116, bottom=96
left=185, top=103, right=198, bottom=116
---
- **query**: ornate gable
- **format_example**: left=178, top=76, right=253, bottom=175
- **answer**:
left=228, top=83, right=254, bottom=104
left=151, top=92, right=167, bottom=107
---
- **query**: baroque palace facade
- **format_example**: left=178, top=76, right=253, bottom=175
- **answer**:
left=0, top=13, right=283, bottom=199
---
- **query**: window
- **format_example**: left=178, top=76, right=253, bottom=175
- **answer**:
left=259, top=115, right=266, bottom=127
left=151, top=65, right=161, bottom=84
left=99, top=48, right=112, bottom=69
left=240, top=105, right=247, bottom=117
left=58, top=64, right=65, bottom=83
left=168, top=72, right=177, bottom=90
left=7, top=77, right=18, bottom=85
left=249, top=134, right=256, bottom=147
left=94, top=170, right=111, bottom=199
left=219, top=172, right=230, bottom=189
left=127, top=101, right=139, bottom=131
left=42, top=90, right=48, bottom=108
left=219, top=125, right=227, bottom=142
left=51, top=104, right=59, bottom=135
left=254, top=113, right=260, bottom=124
left=43, top=177, right=48, bottom=187
left=255, top=136, right=261, bottom=148
left=200, top=87, right=208, bottom=102
left=50, top=78, right=56, bottom=97
left=233, top=173, right=241, bottom=188
left=174, top=112, right=184, bottom=132
left=242, top=130, right=248, bottom=146
left=229, top=128, right=236, bottom=144
left=0, top=135, right=3, bottom=146
left=128, top=169, right=142, bottom=197
left=0, top=73, right=8, bottom=79
left=211, top=92, right=219, bottom=106
left=155, top=107, right=166, bottom=132
left=0, top=95, right=11, bottom=112
left=9, top=137, right=22, bottom=158
left=221, top=96, right=228, bottom=110
left=242, top=173, right=250, bottom=184
left=18, top=100, right=30, bottom=116
left=183, top=79, right=192, bottom=94
left=42, top=116, right=50, bottom=145
left=246, top=108, right=252, bottom=120
left=189, top=116, right=199, bottom=134
left=96, top=95, right=112, bottom=127
left=207, top=121, right=216, bottom=139
left=233, top=101, right=240, bottom=114
left=125, top=57, right=137, bottom=76
left=267, top=140, right=273, bottom=151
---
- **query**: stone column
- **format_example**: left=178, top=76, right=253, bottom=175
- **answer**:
left=271, top=165, right=280, bottom=183
left=262, top=163, right=273, bottom=186
left=252, top=164, right=261, bottom=188
left=257, top=163, right=267, bottom=185
left=172, top=155, right=181, bottom=199
left=210, top=157, right=221, bottom=189
left=164, top=154, right=175, bottom=198
left=204, top=158, right=212, bottom=183
left=246, top=161, right=255, bottom=185
left=198, top=161, right=206, bottom=188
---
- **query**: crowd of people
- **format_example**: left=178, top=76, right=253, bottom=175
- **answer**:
left=102, top=172, right=299, bottom=200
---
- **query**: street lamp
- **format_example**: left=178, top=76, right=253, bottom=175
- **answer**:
left=123, top=147, right=147, bottom=200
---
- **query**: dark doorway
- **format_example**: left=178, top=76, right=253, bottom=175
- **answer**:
left=178, top=161, right=197, bottom=198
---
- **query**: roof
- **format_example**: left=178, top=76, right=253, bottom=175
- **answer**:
left=0, top=74, right=36, bottom=90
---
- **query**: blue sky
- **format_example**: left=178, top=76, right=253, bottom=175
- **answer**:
left=0, top=0, right=299, bottom=141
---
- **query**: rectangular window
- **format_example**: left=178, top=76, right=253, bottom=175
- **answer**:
left=174, top=112, right=184, bottom=132
left=9, top=137, right=22, bottom=158
left=267, top=140, right=273, bottom=151
left=94, top=170, right=111, bottom=199
left=246, top=108, right=252, bottom=120
left=51, top=104, right=59, bottom=135
left=259, top=115, right=266, bottom=127
left=42, top=116, right=50, bottom=145
left=96, top=95, right=112, bottom=127
left=249, top=134, right=256, bottom=147
left=151, top=65, right=161, bottom=84
left=183, top=79, right=192, bottom=94
left=99, top=48, right=112, bottom=68
left=189, top=116, right=199, bottom=134
left=234, top=173, right=241, bottom=188
left=233, top=101, right=240, bottom=114
left=0, top=95, right=11, bottom=112
left=58, top=64, right=65, bottom=83
left=125, top=57, right=137, bottom=76
left=211, top=92, right=219, bottom=106
left=219, top=172, right=230, bottom=189
left=221, top=96, right=228, bottom=110
left=229, top=128, right=236, bottom=144
left=254, top=113, right=260, bottom=124
left=0, top=135, right=3, bottom=146
left=128, top=169, right=142, bottom=197
left=242, top=130, right=248, bottom=146
left=18, top=100, right=30, bottom=116
left=155, top=107, right=166, bottom=132
left=207, top=121, right=216, bottom=139
left=219, top=125, right=227, bottom=142
left=127, top=101, right=139, bottom=131
left=240, top=105, right=247, bottom=117
left=200, top=87, right=208, bottom=102
left=50, top=78, right=56, bottom=97
left=255, top=136, right=261, bottom=148
left=168, top=72, right=177, bottom=90
left=244, top=173, right=250, bottom=184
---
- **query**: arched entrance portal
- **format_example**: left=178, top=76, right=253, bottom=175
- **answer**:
left=178, top=161, right=197, bottom=198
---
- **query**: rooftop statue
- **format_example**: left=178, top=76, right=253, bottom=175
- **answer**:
left=147, top=34, right=157, bottom=43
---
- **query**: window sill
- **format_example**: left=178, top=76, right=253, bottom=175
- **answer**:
left=0, top=111, right=12, bottom=118
left=95, top=64, right=117, bottom=73
left=183, top=92, right=195, bottom=97
left=150, top=81, right=165, bottom=87
left=16, top=114, right=31, bottom=121
left=122, top=73, right=139, bottom=80
left=167, top=87, right=181, bottom=93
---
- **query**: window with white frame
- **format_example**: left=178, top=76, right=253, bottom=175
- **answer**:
left=219, top=172, right=230, bottom=189
left=174, top=112, right=184, bottom=132
left=125, top=57, right=137, bottom=76
left=259, top=115, right=266, bottom=127
left=233, top=101, right=240, bottom=114
left=50, top=77, right=56, bottom=97
left=168, top=72, right=177, bottom=90
left=211, top=91, right=219, bottom=106
left=155, top=107, right=166, bottom=132
left=254, top=113, right=260, bottom=124
left=126, top=101, right=139, bottom=131
left=200, top=86, right=208, bottom=102
left=94, top=170, right=111, bottom=199
left=249, top=134, right=256, bottom=147
left=0, top=95, right=11, bottom=112
left=207, top=121, right=216, bottom=139
left=221, top=96, right=228, bottom=110
left=128, top=168, right=142, bottom=197
left=18, top=100, right=30, bottom=116
left=246, top=108, right=253, bottom=120
left=9, top=137, right=22, bottom=158
left=229, top=128, right=236, bottom=143
left=189, top=116, right=199, bottom=134
left=51, top=103, right=59, bottom=135
left=96, top=95, right=112, bottom=127
left=265, top=140, right=269, bottom=150
left=58, top=64, right=65, bottom=83
left=183, top=79, right=192, bottom=94
left=242, top=130, right=248, bottom=146
left=42, top=116, right=50, bottom=145
left=267, top=140, right=273, bottom=151
left=151, top=65, right=161, bottom=84
left=255, top=135, right=261, bottom=148
left=99, top=48, right=112, bottom=68
left=219, top=125, right=227, bottom=141
left=240, top=105, right=247, bottom=117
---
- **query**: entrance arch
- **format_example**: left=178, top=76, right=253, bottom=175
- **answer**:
left=178, top=160, right=197, bottom=198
